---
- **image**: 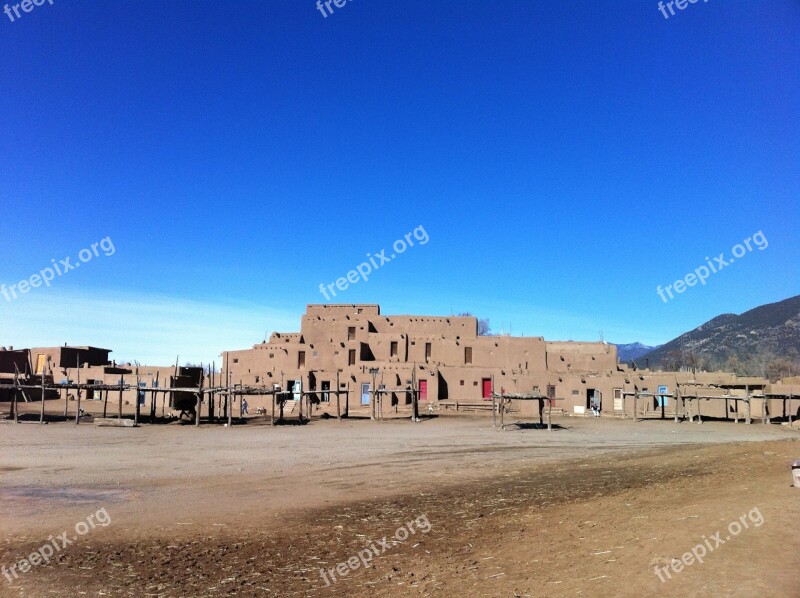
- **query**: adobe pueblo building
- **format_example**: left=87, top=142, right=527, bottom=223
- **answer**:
left=2, top=304, right=797, bottom=424
left=223, top=304, right=796, bottom=420
left=225, top=304, right=616, bottom=410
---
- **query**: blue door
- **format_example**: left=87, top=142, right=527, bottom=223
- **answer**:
left=137, top=382, right=146, bottom=406
left=361, top=383, right=370, bottom=406
left=657, top=385, right=669, bottom=407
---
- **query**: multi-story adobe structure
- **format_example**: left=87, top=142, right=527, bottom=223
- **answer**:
left=223, top=304, right=799, bottom=421
left=2, top=306, right=797, bottom=421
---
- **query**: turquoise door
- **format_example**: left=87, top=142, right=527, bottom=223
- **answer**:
left=361, top=383, right=370, bottom=406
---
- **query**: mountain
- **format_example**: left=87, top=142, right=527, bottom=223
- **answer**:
left=638, top=295, right=800, bottom=374
left=614, top=342, right=659, bottom=362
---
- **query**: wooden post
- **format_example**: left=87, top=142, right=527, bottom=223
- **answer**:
left=40, top=368, right=46, bottom=423
left=103, top=388, right=109, bottom=418
left=346, top=382, right=350, bottom=418
left=195, top=369, right=203, bottom=427
left=223, top=354, right=229, bottom=423
left=674, top=387, right=679, bottom=424
left=134, top=365, right=141, bottom=426
left=209, top=364, right=215, bottom=423
left=696, top=395, right=702, bottom=424
left=491, top=375, right=496, bottom=428
left=151, top=371, right=159, bottom=421
left=547, top=397, right=552, bottom=431
left=734, top=398, right=739, bottom=424
left=270, top=390, right=275, bottom=425
left=336, top=371, right=341, bottom=421
left=75, top=359, right=82, bottom=425
left=12, top=369, right=19, bottom=424
left=633, top=389, right=639, bottom=422
left=745, top=385, right=751, bottom=424
left=370, top=375, right=375, bottom=421
left=789, top=392, right=793, bottom=426
left=499, top=397, right=505, bottom=429
left=296, top=383, right=302, bottom=423
left=63, top=383, right=68, bottom=421
left=762, top=388, right=769, bottom=424
left=411, top=367, right=419, bottom=422
left=117, top=376, right=123, bottom=419
left=227, top=386, right=233, bottom=428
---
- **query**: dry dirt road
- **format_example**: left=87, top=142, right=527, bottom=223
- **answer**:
left=0, top=415, right=798, bottom=597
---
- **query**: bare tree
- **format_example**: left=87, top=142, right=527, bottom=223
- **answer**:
left=766, top=357, right=796, bottom=382
left=458, top=312, right=492, bottom=336
left=661, top=350, right=683, bottom=372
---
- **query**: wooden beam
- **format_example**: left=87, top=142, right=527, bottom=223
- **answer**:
left=195, top=367, right=203, bottom=427
left=117, top=376, right=123, bottom=419
left=674, top=385, right=680, bottom=424
left=745, top=385, right=751, bottom=424
left=134, top=365, right=141, bottom=426
left=75, top=358, right=82, bottom=425
left=12, top=369, right=19, bottom=424
left=491, top=374, right=496, bottom=428
left=39, top=368, right=45, bottom=424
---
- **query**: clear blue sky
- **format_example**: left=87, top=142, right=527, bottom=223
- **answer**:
left=1, top=0, right=798, bottom=364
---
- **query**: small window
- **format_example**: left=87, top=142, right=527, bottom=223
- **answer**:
left=460, top=380, right=464, bottom=386
left=390, top=341, right=398, bottom=357
left=233, top=358, right=239, bottom=364
left=298, top=351, right=306, bottom=369
left=465, top=347, right=472, bottom=365
left=348, top=326, right=356, bottom=341
left=425, top=343, right=432, bottom=361
left=473, top=381, right=478, bottom=386
left=572, top=390, right=579, bottom=395
left=269, top=353, right=274, bottom=359
left=348, top=349, right=356, bottom=366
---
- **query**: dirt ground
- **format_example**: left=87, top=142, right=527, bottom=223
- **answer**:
left=0, top=413, right=798, bottom=597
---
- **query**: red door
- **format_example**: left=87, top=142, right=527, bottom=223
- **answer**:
left=418, top=380, right=428, bottom=401
left=482, top=378, right=492, bottom=400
